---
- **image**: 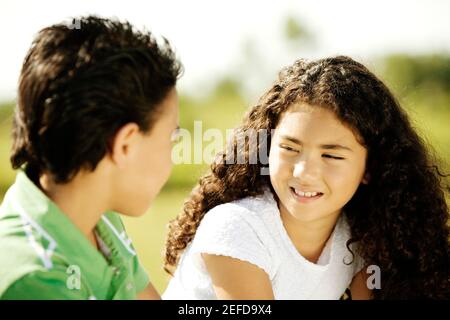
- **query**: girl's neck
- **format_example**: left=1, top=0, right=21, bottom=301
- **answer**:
left=279, top=206, right=340, bottom=263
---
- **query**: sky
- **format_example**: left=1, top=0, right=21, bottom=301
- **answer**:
left=1, top=0, right=450, bottom=101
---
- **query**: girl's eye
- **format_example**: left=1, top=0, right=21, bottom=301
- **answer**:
left=280, top=144, right=299, bottom=153
left=322, top=154, right=345, bottom=160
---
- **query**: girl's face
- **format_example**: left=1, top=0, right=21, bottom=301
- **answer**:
left=268, top=103, right=368, bottom=224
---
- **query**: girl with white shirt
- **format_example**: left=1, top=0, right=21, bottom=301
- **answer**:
left=163, top=56, right=450, bottom=300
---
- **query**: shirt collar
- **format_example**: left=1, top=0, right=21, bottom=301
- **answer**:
left=7, top=170, right=125, bottom=298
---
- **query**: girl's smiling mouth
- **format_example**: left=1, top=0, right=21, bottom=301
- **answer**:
left=290, top=187, right=324, bottom=203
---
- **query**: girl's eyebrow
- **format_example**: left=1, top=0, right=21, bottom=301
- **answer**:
left=280, top=135, right=354, bottom=152
left=321, top=144, right=353, bottom=152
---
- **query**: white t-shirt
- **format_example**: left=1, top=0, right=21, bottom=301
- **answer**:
left=163, top=189, right=365, bottom=300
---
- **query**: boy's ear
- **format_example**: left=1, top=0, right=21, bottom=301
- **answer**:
left=361, top=171, right=370, bottom=185
left=110, top=122, right=140, bottom=168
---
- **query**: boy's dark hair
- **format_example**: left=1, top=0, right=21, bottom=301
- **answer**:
left=11, top=16, right=182, bottom=183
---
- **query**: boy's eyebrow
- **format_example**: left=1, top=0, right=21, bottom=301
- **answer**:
left=279, top=135, right=354, bottom=152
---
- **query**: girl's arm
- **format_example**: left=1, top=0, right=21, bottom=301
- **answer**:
left=349, top=267, right=372, bottom=300
left=202, top=253, right=275, bottom=300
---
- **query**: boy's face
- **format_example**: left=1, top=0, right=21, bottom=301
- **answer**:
left=268, top=103, right=368, bottom=225
left=112, top=88, right=179, bottom=216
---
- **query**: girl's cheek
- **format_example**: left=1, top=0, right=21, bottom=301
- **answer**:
left=269, top=159, right=283, bottom=181
left=325, top=164, right=359, bottom=187
left=269, top=150, right=285, bottom=169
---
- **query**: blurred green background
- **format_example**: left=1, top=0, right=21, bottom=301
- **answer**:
left=0, top=17, right=449, bottom=294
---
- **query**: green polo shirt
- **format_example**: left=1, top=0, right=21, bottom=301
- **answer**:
left=0, top=171, right=150, bottom=300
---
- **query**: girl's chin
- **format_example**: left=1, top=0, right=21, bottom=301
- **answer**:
left=286, top=210, right=322, bottom=223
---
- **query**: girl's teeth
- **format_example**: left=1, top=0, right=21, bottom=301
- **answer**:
left=295, top=189, right=319, bottom=197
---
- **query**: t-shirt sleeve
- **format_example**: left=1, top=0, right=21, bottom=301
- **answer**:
left=1, top=269, right=91, bottom=300
left=190, top=204, right=274, bottom=279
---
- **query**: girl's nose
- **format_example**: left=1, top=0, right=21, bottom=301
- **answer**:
left=293, top=156, right=320, bottom=181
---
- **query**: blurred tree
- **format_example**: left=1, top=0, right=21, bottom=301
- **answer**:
left=0, top=102, right=13, bottom=123
left=284, top=15, right=314, bottom=47
left=212, top=77, right=242, bottom=98
left=0, top=102, right=14, bottom=200
left=381, top=54, right=450, bottom=110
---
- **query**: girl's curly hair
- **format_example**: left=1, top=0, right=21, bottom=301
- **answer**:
left=164, top=56, right=450, bottom=299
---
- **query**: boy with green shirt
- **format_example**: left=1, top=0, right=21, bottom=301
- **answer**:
left=0, top=16, right=182, bottom=299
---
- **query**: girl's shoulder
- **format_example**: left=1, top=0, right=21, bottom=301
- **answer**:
left=190, top=190, right=280, bottom=279
left=202, top=189, right=279, bottom=230
left=195, top=189, right=280, bottom=253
